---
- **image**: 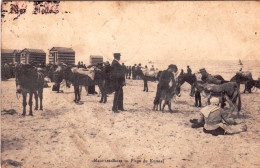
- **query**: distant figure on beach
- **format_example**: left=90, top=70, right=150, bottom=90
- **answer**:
left=128, top=66, right=132, bottom=79
left=150, top=65, right=155, bottom=71
left=187, top=66, right=192, bottom=74
left=180, top=69, right=184, bottom=75
left=122, top=63, right=127, bottom=79
left=132, top=64, right=136, bottom=80
left=136, top=64, right=142, bottom=79
left=190, top=97, right=247, bottom=136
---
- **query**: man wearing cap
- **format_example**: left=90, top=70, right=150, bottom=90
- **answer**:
left=153, top=64, right=178, bottom=110
left=111, top=53, right=126, bottom=112
left=190, top=96, right=247, bottom=136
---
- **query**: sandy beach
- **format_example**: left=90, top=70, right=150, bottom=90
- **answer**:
left=1, top=77, right=260, bottom=168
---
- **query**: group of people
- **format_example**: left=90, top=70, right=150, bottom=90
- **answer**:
left=108, top=53, right=247, bottom=136
left=8, top=53, right=247, bottom=136
left=121, top=63, right=158, bottom=80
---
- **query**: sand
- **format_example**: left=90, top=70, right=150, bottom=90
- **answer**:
left=1, top=78, right=260, bottom=168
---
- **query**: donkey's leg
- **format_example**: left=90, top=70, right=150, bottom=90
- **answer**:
left=103, top=87, right=107, bottom=103
left=103, top=90, right=107, bottom=103
left=159, top=99, right=162, bottom=111
left=74, top=85, right=78, bottom=102
left=29, top=92, right=33, bottom=116
left=144, top=80, right=148, bottom=92
left=100, top=92, right=104, bottom=103
left=103, top=95, right=107, bottom=103
left=34, top=91, right=38, bottom=110
left=232, top=94, right=240, bottom=115
left=101, top=82, right=107, bottom=103
left=146, top=81, right=149, bottom=92
left=195, top=95, right=198, bottom=107
left=206, top=92, right=212, bottom=105
left=22, top=93, right=27, bottom=116
left=162, top=100, right=167, bottom=112
left=39, top=88, right=43, bottom=110
left=152, top=105, right=155, bottom=111
left=79, top=85, right=82, bottom=101
left=97, top=84, right=103, bottom=103
left=224, top=94, right=237, bottom=117
left=143, top=80, right=146, bottom=91
left=85, top=86, right=89, bottom=96
left=198, top=92, right=202, bottom=107
left=77, top=86, right=81, bottom=102
left=168, top=102, right=173, bottom=113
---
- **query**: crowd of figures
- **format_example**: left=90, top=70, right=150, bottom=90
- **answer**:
left=4, top=55, right=260, bottom=136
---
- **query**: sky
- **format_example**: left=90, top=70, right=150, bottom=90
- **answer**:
left=1, top=1, right=260, bottom=65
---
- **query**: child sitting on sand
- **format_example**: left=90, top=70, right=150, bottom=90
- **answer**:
left=190, top=96, right=247, bottom=136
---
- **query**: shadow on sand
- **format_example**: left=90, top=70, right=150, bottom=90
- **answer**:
left=1, top=109, right=17, bottom=115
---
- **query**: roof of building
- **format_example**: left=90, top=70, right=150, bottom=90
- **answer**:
left=1, top=49, right=15, bottom=54
left=22, top=48, right=46, bottom=54
left=13, top=50, right=22, bottom=54
left=50, top=47, right=75, bottom=53
left=90, top=55, right=103, bottom=59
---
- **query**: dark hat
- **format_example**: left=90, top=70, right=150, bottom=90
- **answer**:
left=168, top=64, right=177, bottom=69
left=114, top=53, right=121, bottom=58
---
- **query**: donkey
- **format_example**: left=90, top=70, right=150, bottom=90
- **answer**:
left=153, top=79, right=181, bottom=112
left=177, top=73, right=241, bottom=114
left=54, top=65, right=113, bottom=103
left=135, top=69, right=161, bottom=92
left=191, top=81, right=241, bottom=115
left=15, top=64, right=44, bottom=116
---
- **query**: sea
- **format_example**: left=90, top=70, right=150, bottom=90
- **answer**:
left=141, top=59, right=260, bottom=81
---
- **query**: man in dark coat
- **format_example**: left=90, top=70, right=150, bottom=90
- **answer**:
left=111, top=53, right=126, bottom=112
left=153, top=64, right=178, bottom=107
left=132, top=64, right=136, bottom=80
left=128, top=66, right=132, bottom=79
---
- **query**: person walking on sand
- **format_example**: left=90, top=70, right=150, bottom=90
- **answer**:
left=190, top=96, right=247, bottom=136
left=111, top=53, right=126, bottom=113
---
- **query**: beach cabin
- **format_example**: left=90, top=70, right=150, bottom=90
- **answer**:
left=13, top=50, right=22, bottom=63
left=20, top=48, right=46, bottom=64
left=1, top=49, right=14, bottom=65
left=49, top=47, right=75, bottom=65
left=90, top=55, right=103, bottom=66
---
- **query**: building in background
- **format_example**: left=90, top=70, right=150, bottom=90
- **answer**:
left=90, top=55, right=103, bottom=66
left=1, top=49, right=14, bottom=65
left=49, top=47, right=75, bottom=65
left=20, top=48, right=46, bottom=65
